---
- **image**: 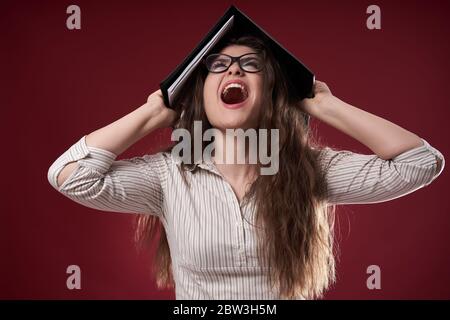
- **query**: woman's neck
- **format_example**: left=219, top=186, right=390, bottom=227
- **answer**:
left=211, top=129, right=259, bottom=182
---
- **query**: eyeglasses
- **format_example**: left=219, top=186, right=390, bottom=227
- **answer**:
left=203, top=52, right=264, bottom=73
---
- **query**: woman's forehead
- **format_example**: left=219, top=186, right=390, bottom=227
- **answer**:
left=219, top=45, right=254, bottom=55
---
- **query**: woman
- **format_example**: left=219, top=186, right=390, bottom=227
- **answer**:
left=47, top=35, right=445, bottom=299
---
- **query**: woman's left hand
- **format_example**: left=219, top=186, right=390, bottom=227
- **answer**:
left=299, top=80, right=333, bottom=116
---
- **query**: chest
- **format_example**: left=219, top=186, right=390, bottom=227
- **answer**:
left=163, top=170, right=261, bottom=269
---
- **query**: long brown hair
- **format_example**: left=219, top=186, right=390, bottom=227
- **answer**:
left=135, top=35, right=337, bottom=299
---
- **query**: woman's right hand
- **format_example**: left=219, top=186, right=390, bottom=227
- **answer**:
left=145, top=89, right=179, bottom=128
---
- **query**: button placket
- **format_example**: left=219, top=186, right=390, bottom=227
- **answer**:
left=197, top=162, right=248, bottom=266
left=221, top=178, right=247, bottom=266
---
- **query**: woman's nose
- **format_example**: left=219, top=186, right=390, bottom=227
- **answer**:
left=227, top=61, right=243, bottom=74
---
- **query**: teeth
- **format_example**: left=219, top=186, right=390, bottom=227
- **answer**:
left=222, top=83, right=248, bottom=96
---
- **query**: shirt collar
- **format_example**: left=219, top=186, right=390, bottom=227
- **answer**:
left=178, top=159, right=256, bottom=208
left=179, top=159, right=222, bottom=177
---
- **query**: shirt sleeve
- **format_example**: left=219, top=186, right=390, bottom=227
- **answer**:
left=47, top=135, right=167, bottom=216
left=319, top=138, right=445, bottom=205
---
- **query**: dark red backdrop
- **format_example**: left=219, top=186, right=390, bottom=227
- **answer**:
left=1, top=0, right=449, bottom=299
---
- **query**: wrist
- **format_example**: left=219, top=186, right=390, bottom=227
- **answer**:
left=315, top=95, right=340, bottom=118
left=137, top=104, right=163, bottom=134
left=144, top=106, right=176, bottom=131
left=303, top=94, right=334, bottom=119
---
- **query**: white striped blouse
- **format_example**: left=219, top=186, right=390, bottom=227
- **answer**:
left=47, top=135, right=445, bottom=299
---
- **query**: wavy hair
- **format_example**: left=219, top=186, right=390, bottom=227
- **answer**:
left=135, top=35, right=337, bottom=299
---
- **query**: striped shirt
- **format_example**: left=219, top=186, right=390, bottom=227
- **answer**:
left=47, top=135, right=445, bottom=299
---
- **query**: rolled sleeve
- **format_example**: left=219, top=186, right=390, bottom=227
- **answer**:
left=320, top=138, right=445, bottom=205
left=47, top=136, right=167, bottom=216
left=47, top=135, right=104, bottom=189
left=390, top=138, right=445, bottom=186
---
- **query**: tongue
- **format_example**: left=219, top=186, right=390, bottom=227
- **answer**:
left=221, top=87, right=247, bottom=104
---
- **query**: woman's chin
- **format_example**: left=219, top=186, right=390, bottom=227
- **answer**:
left=214, top=119, right=256, bottom=131
left=207, top=101, right=260, bottom=130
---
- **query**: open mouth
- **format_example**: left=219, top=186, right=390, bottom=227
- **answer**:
left=220, top=83, right=249, bottom=105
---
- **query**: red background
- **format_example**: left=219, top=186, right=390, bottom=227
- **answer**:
left=1, top=0, right=449, bottom=299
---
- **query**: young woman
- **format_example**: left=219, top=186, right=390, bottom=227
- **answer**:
left=48, top=35, right=445, bottom=299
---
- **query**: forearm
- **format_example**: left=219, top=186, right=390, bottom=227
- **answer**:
left=85, top=103, right=168, bottom=156
left=55, top=97, right=173, bottom=188
left=56, top=105, right=155, bottom=187
left=312, top=96, right=423, bottom=160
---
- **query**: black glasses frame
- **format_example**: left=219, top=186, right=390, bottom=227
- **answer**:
left=202, top=52, right=264, bottom=73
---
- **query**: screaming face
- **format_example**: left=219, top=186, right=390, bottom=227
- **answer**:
left=203, top=45, right=264, bottom=130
